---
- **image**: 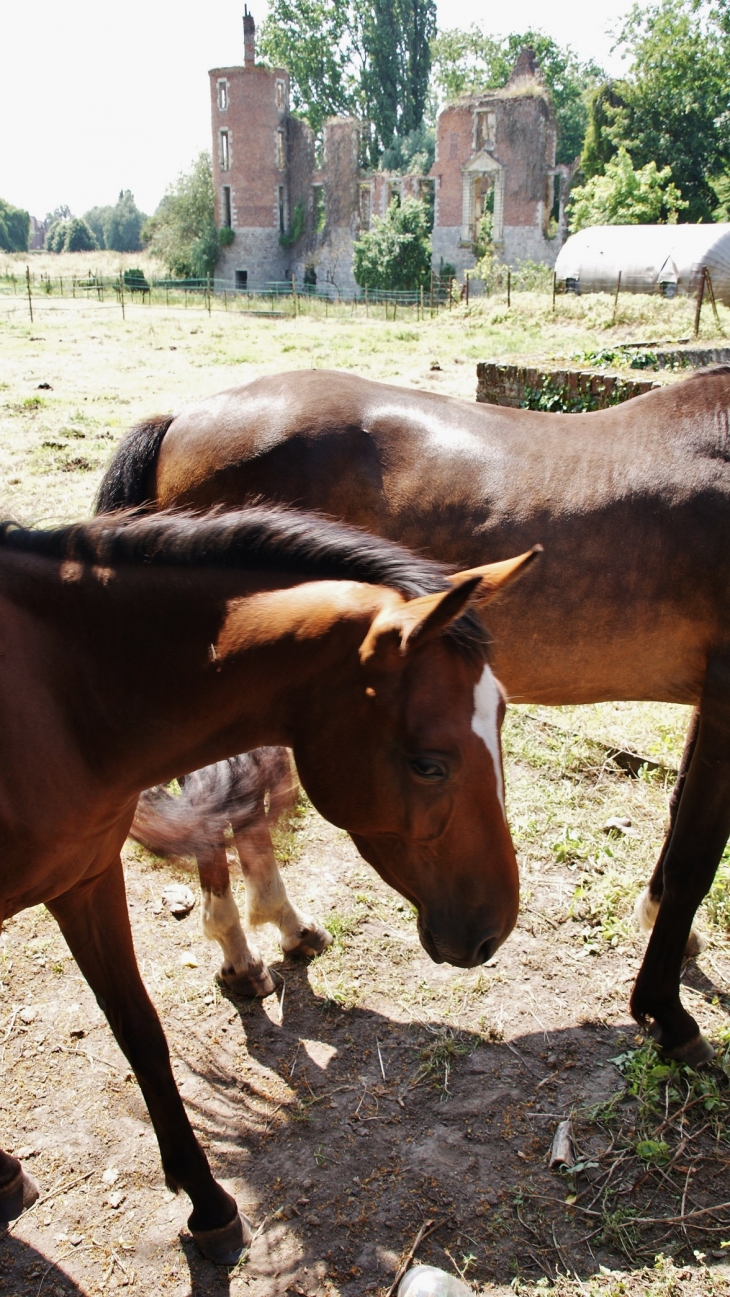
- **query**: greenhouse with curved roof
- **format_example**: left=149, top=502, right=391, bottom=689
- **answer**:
left=554, top=224, right=730, bottom=303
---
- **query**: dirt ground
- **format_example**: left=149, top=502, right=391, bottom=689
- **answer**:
left=0, top=289, right=729, bottom=1297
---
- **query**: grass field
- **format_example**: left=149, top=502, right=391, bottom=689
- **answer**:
left=0, top=274, right=728, bottom=1297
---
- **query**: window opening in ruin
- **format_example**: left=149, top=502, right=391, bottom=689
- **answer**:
left=359, top=185, right=371, bottom=230
left=314, top=132, right=324, bottom=169
left=278, top=186, right=286, bottom=233
left=276, top=130, right=286, bottom=170
left=275, top=80, right=285, bottom=110
left=462, top=164, right=503, bottom=245
left=235, top=270, right=248, bottom=290
left=222, top=186, right=232, bottom=228
left=550, top=174, right=561, bottom=226
left=220, top=130, right=231, bottom=171
left=313, top=185, right=325, bottom=233
left=218, top=80, right=229, bottom=111
left=477, top=111, right=496, bottom=151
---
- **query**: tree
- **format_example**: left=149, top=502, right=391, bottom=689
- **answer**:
left=0, top=198, right=30, bottom=252
left=588, top=0, right=730, bottom=221
left=83, top=193, right=147, bottom=252
left=44, top=216, right=98, bottom=252
left=104, top=191, right=147, bottom=252
left=379, top=123, right=435, bottom=175
left=353, top=195, right=431, bottom=289
left=259, top=0, right=354, bottom=134
left=64, top=217, right=98, bottom=252
left=580, top=81, right=630, bottom=179
left=568, top=146, right=686, bottom=232
left=711, top=173, right=730, bottom=221
left=83, top=205, right=113, bottom=249
left=358, top=0, right=437, bottom=157
left=143, top=153, right=217, bottom=278
left=430, top=27, right=603, bottom=165
left=260, top=0, right=436, bottom=163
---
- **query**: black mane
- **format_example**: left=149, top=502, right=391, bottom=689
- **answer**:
left=0, top=506, right=489, bottom=661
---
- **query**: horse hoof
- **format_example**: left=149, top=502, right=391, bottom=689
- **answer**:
left=217, top=964, right=280, bottom=998
left=684, top=928, right=706, bottom=959
left=191, top=1210, right=252, bottom=1266
left=282, top=924, right=333, bottom=959
left=0, top=1168, right=40, bottom=1223
left=663, top=1033, right=714, bottom=1067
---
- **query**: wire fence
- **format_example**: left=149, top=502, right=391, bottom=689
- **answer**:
left=0, top=267, right=463, bottom=323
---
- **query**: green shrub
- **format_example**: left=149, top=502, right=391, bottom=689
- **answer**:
left=218, top=226, right=235, bottom=247
left=353, top=195, right=431, bottom=291
left=123, top=268, right=149, bottom=292
left=280, top=200, right=305, bottom=249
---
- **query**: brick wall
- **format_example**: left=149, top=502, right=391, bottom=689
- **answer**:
left=476, top=363, right=660, bottom=409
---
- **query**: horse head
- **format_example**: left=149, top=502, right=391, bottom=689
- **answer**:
left=292, top=548, right=540, bottom=968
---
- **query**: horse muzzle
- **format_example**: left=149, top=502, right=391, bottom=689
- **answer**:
left=417, top=919, right=502, bottom=968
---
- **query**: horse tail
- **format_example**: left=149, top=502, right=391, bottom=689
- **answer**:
left=95, top=414, right=174, bottom=514
left=129, top=748, right=298, bottom=861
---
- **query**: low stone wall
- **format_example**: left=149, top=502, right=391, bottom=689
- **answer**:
left=629, top=346, right=730, bottom=370
left=476, top=362, right=661, bottom=411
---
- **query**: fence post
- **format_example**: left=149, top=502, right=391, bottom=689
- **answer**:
left=206, top=273, right=211, bottom=315
left=429, top=270, right=434, bottom=318
left=291, top=274, right=297, bottom=317
left=465, top=276, right=469, bottom=307
left=704, top=268, right=724, bottom=335
left=507, top=269, right=511, bottom=308
left=365, top=286, right=369, bottom=318
left=552, top=270, right=556, bottom=312
left=119, top=273, right=125, bottom=321
left=25, top=266, right=33, bottom=323
left=448, top=276, right=453, bottom=309
left=694, top=268, right=706, bottom=337
left=612, top=271, right=622, bottom=325
left=224, top=289, right=228, bottom=311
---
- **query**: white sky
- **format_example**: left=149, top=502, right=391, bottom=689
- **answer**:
left=0, top=0, right=636, bottom=222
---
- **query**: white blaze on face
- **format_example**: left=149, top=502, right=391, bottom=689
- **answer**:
left=472, top=664, right=505, bottom=818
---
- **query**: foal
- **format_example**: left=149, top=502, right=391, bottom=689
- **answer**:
left=131, top=748, right=332, bottom=994
left=0, top=505, right=534, bottom=1258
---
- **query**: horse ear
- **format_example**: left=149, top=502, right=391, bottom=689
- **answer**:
left=449, top=545, right=542, bottom=604
left=359, top=576, right=482, bottom=672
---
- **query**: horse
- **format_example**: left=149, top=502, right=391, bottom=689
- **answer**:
left=96, top=365, right=730, bottom=1066
left=130, top=748, right=333, bottom=996
left=0, top=501, right=534, bottom=1256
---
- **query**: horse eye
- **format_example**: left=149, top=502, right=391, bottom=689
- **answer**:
left=408, top=755, right=448, bottom=782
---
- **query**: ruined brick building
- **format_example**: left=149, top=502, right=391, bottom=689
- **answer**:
left=210, top=15, right=569, bottom=291
left=430, top=48, right=572, bottom=277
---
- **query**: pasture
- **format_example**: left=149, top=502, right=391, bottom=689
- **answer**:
left=0, top=277, right=729, bottom=1297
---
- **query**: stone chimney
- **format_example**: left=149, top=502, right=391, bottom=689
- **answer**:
left=243, top=6, right=255, bottom=67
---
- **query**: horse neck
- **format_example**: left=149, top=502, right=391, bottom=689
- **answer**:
left=0, top=552, right=383, bottom=794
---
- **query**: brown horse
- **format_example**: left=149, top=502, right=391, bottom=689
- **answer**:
left=97, top=366, right=730, bottom=1066
left=130, top=749, right=333, bottom=996
left=0, top=502, right=533, bottom=1255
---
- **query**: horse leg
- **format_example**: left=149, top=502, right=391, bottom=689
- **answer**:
left=47, top=857, right=250, bottom=1263
left=0, top=1151, right=39, bottom=1223
left=233, top=811, right=332, bottom=959
left=634, top=708, right=705, bottom=957
left=198, top=844, right=279, bottom=997
left=630, top=661, right=730, bottom=1064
